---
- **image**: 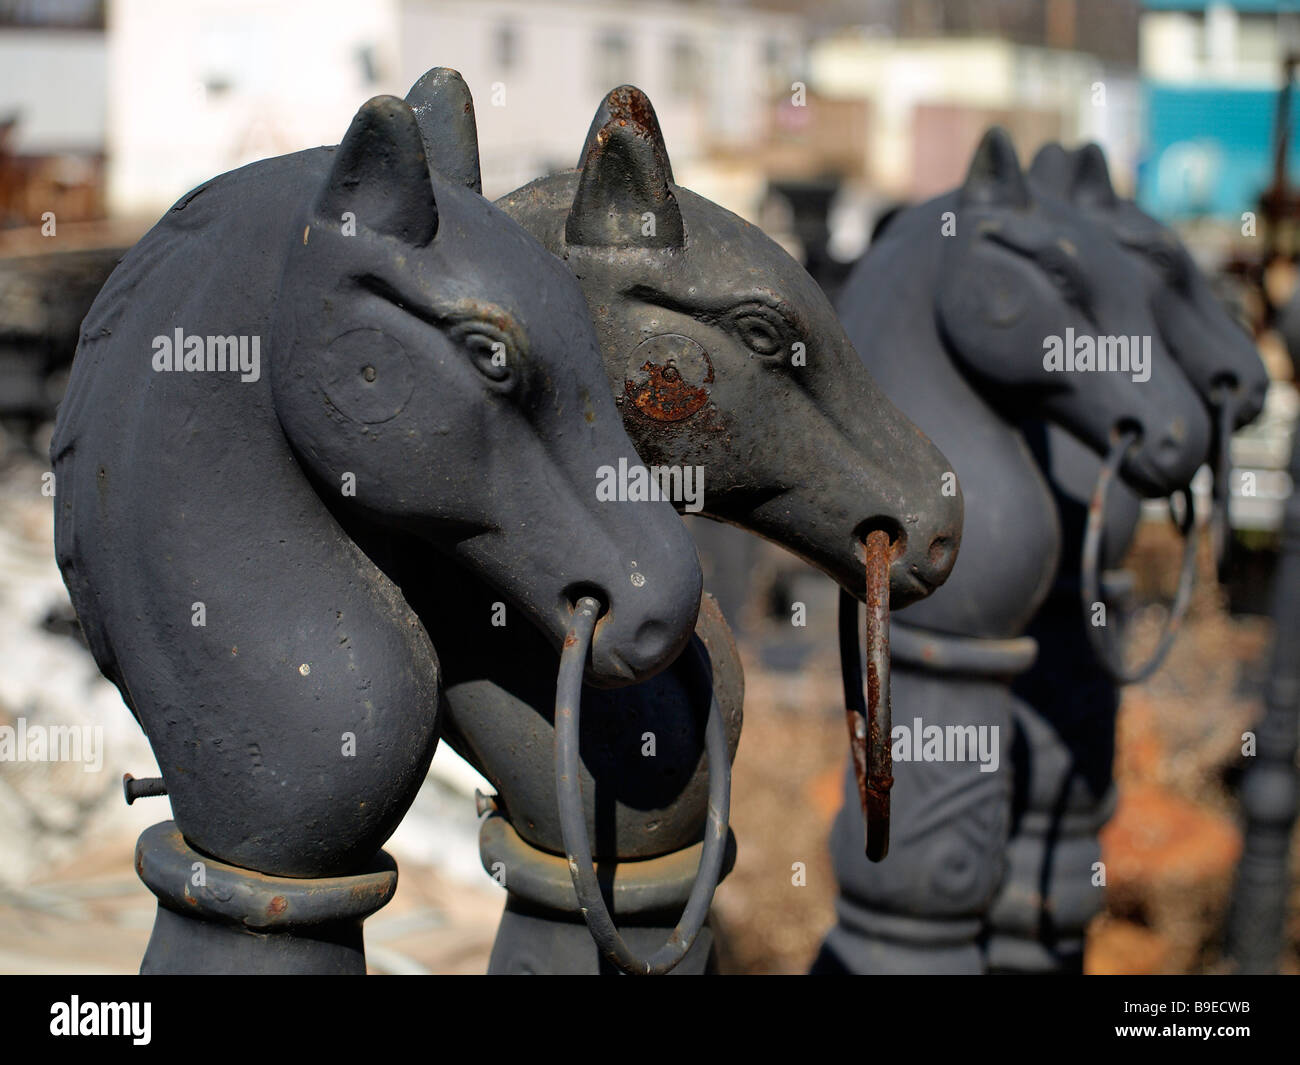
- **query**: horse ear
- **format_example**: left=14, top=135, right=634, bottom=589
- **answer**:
left=566, top=86, right=684, bottom=249
left=961, top=127, right=1030, bottom=209
left=1070, top=143, right=1118, bottom=209
left=317, top=96, right=438, bottom=247
left=404, top=67, right=482, bottom=194
left=577, top=84, right=674, bottom=184
left=1028, top=142, right=1071, bottom=195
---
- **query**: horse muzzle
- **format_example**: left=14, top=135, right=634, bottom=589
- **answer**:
left=557, top=519, right=704, bottom=690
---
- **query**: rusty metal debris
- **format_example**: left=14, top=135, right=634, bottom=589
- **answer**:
left=121, top=773, right=167, bottom=806
left=838, top=529, right=893, bottom=862
left=554, top=596, right=731, bottom=975
left=1080, top=429, right=1198, bottom=685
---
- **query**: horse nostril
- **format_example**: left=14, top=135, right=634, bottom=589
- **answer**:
left=927, top=534, right=956, bottom=577
left=1154, top=423, right=1188, bottom=467
left=564, top=582, right=610, bottom=616
left=629, top=617, right=673, bottom=668
left=855, top=519, right=906, bottom=562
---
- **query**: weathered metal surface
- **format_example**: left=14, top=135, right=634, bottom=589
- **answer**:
left=624, top=334, right=713, bottom=422
left=135, top=822, right=396, bottom=974
left=986, top=143, right=1264, bottom=974
left=888, top=623, right=1037, bottom=676
left=817, top=129, right=1215, bottom=975
left=51, top=71, right=703, bottom=973
left=982, top=144, right=1269, bottom=974
left=434, top=587, right=743, bottom=863
left=1079, top=429, right=1199, bottom=684
left=553, top=597, right=731, bottom=975
left=400, top=82, right=961, bottom=972
left=1224, top=332, right=1300, bottom=974
left=1027, top=142, right=1266, bottom=592
left=121, top=773, right=167, bottom=805
left=838, top=529, right=894, bottom=861
left=495, top=90, right=963, bottom=610
left=479, top=811, right=737, bottom=915
left=405, top=66, right=482, bottom=195
left=861, top=531, right=894, bottom=861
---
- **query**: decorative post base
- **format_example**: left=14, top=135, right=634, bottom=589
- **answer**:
left=478, top=811, right=735, bottom=975
left=134, top=821, right=398, bottom=975
left=491, top=897, right=718, bottom=975
left=816, top=628, right=1033, bottom=975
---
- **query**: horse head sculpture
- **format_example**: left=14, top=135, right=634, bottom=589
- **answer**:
left=505, top=85, right=973, bottom=874
left=1028, top=141, right=1269, bottom=592
left=395, top=77, right=962, bottom=972
left=817, top=128, right=1214, bottom=976
left=1030, top=142, right=1267, bottom=427
left=270, top=97, right=702, bottom=688
left=50, top=85, right=703, bottom=970
left=849, top=128, right=1211, bottom=639
left=496, top=86, right=962, bottom=607
left=963, top=142, right=1274, bottom=974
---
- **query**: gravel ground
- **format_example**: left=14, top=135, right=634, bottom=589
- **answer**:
left=0, top=434, right=504, bottom=974
left=1, top=431, right=1295, bottom=975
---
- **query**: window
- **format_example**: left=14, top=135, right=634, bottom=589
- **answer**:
left=763, top=38, right=788, bottom=91
left=0, top=0, right=104, bottom=30
left=595, top=29, right=632, bottom=91
left=495, top=22, right=518, bottom=73
left=355, top=44, right=380, bottom=86
left=670, top=37, right=699, bottom=99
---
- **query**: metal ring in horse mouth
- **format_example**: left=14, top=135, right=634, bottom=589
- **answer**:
left=553, top=595, right=732, bottom=976
left=838, top=528, right=893, bottom=862
left=1209, top=386, right=1241, bottom=582
left=1081, top=428, right=1198, bottom=685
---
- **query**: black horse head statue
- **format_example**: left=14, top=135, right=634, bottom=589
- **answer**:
left=845, top=128, right=1212, bottom=638
left=392, top=80, right=966, bottom=969
left=1026, top=140, right=1269, bottom=597
left=485, top=85, right=963, bottom=609
left=1029, top=141, right=1267, bottom=428
left=50, top=87, right=702, bottom=879
left=819, top=130, right=1221, bottom=977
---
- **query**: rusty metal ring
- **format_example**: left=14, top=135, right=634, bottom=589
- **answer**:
left=1209, top=387, right=1241, bottom=582
left=554, top=596, right=731, bottom=976
left=838, top=528, right=893, bottom=863
left=1081, top=429, right=1198, bottom=685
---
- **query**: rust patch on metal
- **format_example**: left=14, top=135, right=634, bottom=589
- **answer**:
left=267, top=894, right=288, bottom=917
left=349, top=882, right=388, bottom=903
left=624, top=334, right=713, bottom=423
left=601, top=86, right=663, bottom=146
left=858, top=529, right=893, bottom=861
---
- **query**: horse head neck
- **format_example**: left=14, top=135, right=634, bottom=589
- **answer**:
left=270, top=85, right=702, bottom=687
left=485, top=85, right=962, bottom=610
left=1029, top=141, right=1268, bottom=429
left=845, top=129, right=1211, bottom=638
left=934, top=129, right=1210, bottom=498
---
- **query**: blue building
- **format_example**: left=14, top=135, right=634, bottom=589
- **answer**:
left=1139, top=0, right=1300, bottom=218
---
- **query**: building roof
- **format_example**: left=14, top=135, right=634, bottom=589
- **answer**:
left=1143, top=1, right=1300, bottom=13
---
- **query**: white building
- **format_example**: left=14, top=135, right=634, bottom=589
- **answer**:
left=809, top=31, right=1140, bottom=200
left=1141, top=1, right=1300, bottom=87
left=106, top=0, right=804, bottom=216
left=0, top=24, right=105, bottom=155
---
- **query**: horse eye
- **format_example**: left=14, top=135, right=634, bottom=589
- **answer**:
left=464, top=331, right=512, bottom=383
left=1149, top=246, right=1189, bottom=286
left=734, top=313, right=782, bottom=356
left=1040, top=257, right=1084, bottom=305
